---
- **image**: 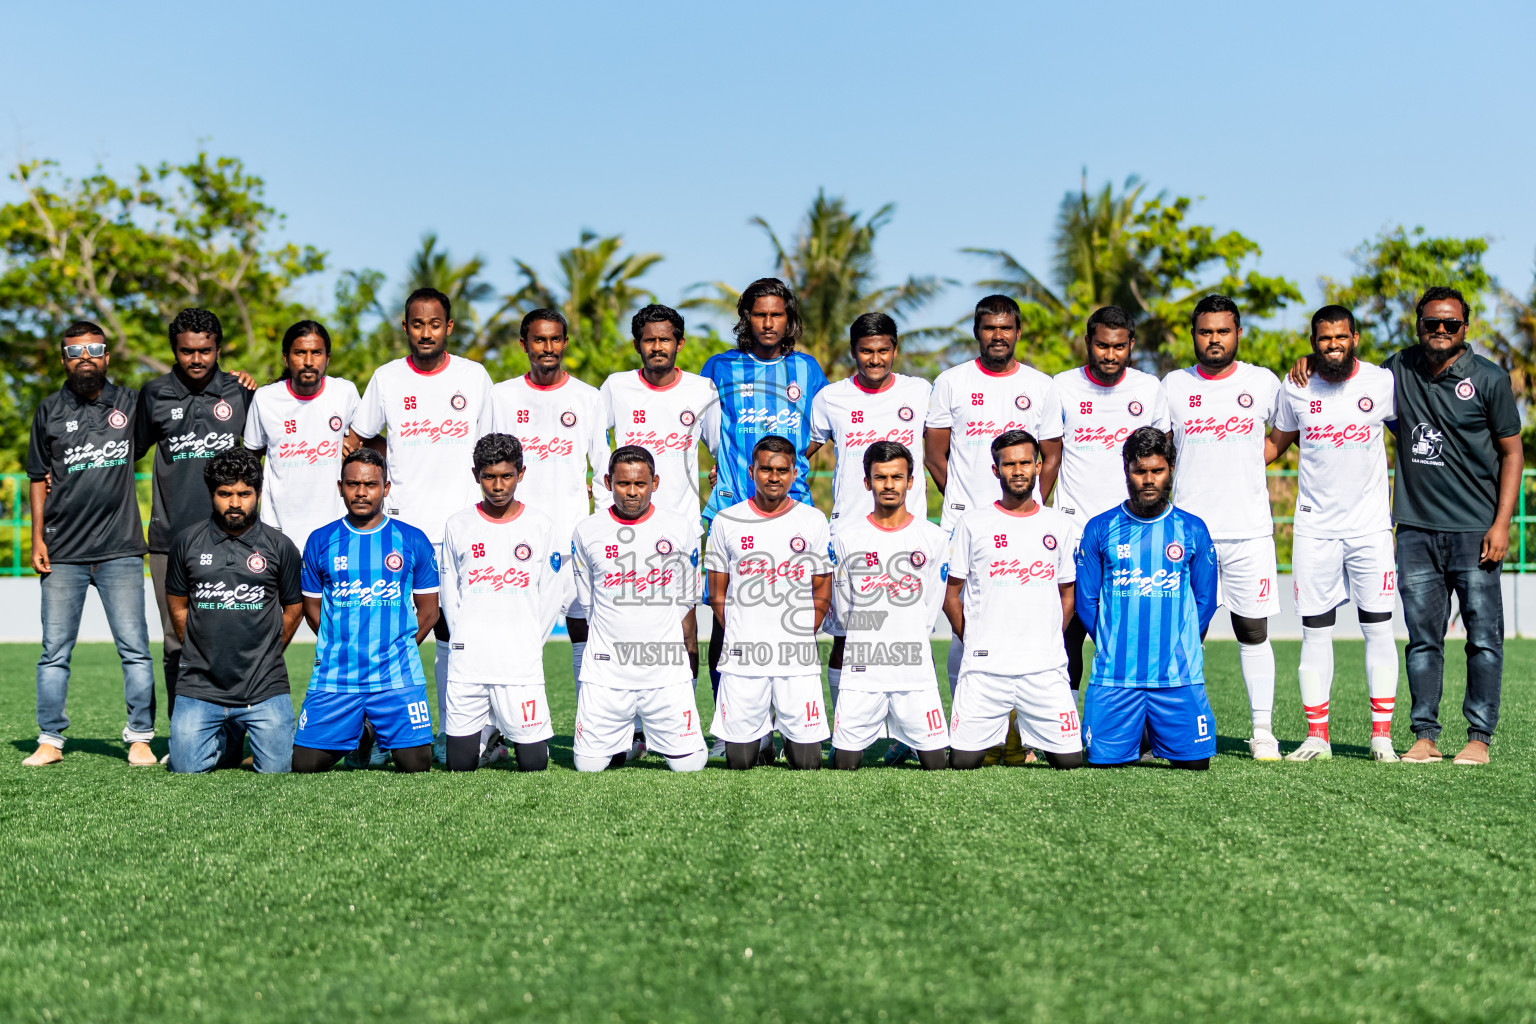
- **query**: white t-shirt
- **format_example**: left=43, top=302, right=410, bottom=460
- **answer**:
left=243, top=376, right=360, bottom=552
left=926, top=359, right=1064, bottom=530
left=809, top=373, right=931, bottom=525
left=1272, top=360, right=1396, bottom=539
left=492, top=373, right=612, bottom=544
left=946, top=501, right=1078, bottom=677
left=439, top=501, right=568, bottom=685
left=705, top=499, right=831, bottom=679
left=600, top=369, right=718, bottom=521
left=352, top=354, right=495, bottom=545
left=1162, top=362, right=1281, bottom=540
left=831, top=514, right=950, bottom=691
left=571, top=504, right=700, bottom=689
left=1052, top=366, right=1171, bottom=522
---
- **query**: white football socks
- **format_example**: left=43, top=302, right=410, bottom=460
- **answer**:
left=1238, top=639, right=1276, bottom=735
left=1360, top=618, right=1398, bottom=737
left=433, top=641, right=450, bottom=732
left=1297, top=625, right=1334, bottom=741
left=827, top=667, right=841, bottom=713
left=946, top=641, right=962, bottom=699
left=570, top=641, right=586, bottom=703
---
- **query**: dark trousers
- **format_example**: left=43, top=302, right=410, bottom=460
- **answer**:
left=1396, top=526, right=1503, bottom=744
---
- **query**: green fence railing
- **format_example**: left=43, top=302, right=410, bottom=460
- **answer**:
left=5, top=470, right=1536, bottom=576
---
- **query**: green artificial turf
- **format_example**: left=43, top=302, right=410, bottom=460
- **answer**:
left=1, top=640, right=1532, bottom=1024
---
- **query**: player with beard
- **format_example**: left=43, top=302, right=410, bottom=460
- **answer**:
left=1162, top=295, right=1283, bottom=761
left=1266, top=305, right=1399, bottom=761
left=292, top=449, right=441, bottom=774
left=243, top=320, right=360, bottom=553
left=347, top=287, right=495, bottom=763
left=924, top=294, right=1064, bottom=762
left=1075, top=427, right=1219, bottom=769
left=164, top=449, right=303, bottom=773
left=136, top=308, right=257, bottom=737
left=1052, top=305, right=1170, bottom=691
left=830, top=441, right=950, bottom=770
left=945, top=430, right=1082, bottom=770
left=492, top=309, right=611, bottom=727
left=24, top=322, right=156, bottom=767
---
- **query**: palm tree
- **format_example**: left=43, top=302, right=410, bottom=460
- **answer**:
left=689, top=191, right=945, bottom=375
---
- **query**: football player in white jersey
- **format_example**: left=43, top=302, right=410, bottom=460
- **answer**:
left=830, top=440, right=951, bottom=770
left=706, top=435, right=832, bottom=770
left=440, top=434, right=569, bottom=772
left=602, top=304, right=718, bottom=681
left=492, top=309, right=612, bottom=705
left=1162, top=294, right=1283, bottom=760
left=925, top=293, right=1064, bottom=757
left=805, top=312, right=931, bottom=719
left=1267, top=306, right=1400, bottom=762
left=244, top=320, right=360, bottom=553
left=1053, top=305, right=1171, bottom=690
left=945, top=429, right=1083, bottom=770
left=346, top=287, right=496, bottom=761
left=570, top=446, right=707, bottom=772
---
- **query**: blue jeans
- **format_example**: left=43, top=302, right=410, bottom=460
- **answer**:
left=36, top=556, right=155, bottom=748
left=1396, top=526, right=1503, bottom=744
left=169, top=694, right=294, bottom=773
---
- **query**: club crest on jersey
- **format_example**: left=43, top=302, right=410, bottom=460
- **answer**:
left=329, top=415, right=343, bottom=432
left=1164, top=541, right=1185, bottom=562
left=911, top=550, right=927, bottom=567
left=213, top=400, right=233, bottom=421
left=450, top=392, right=467, bottom=411
left=550, top=551, right=562, bottom=572
left=786, top=382, right=803, bottom=402
left=385, top=551, right=404, bottom=572
left=1127, top=401, right=1143, bottom=417
left=898, top=405, right=915, bottom=421
left=560, top=410, right=577, bottom=427
left=1237, top=392, right=1253, bottom=408
left=680, top=409, right=696, bottom=427
left=1014, top=394, right=1031, bottom=411
left=1456, top=380, right=1475, bottom=400
left=789, top=535, right=807, bottom=553
left=655, top=538, right=674, bottom=556
left=1357, top=396, right=1373, bottom=413
left=514, top=543, right=533, bottom=562
left=246, top=551, right=267, bottom=573
left=1043, top=534, right=1058, bottom=550
left=100, top=408, right=128, bottom=431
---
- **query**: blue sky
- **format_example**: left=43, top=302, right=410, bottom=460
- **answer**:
left=6, top=0, right=1534, bottom=340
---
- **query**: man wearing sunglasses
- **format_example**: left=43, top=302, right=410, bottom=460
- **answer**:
left=1289, top=286, right=1520, bottom=765
left=23, top=323, right=156, bottom=766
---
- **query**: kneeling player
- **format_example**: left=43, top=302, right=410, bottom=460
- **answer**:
left=830, top=441, right=950, bottom=770
left=292, top=449, right=441, bottom=773
left=945, top=430, right=1083, bottom=770
left=571, top=446, right=707, bottom=772
left=1075, top=427, right=1218, bottom=769
left=440, top=434, right=566, bottom=772
left=707, top=435, right=832, bottom=770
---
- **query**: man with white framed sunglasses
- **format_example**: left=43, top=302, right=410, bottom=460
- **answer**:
left=23, top=322, right=156, bottom=766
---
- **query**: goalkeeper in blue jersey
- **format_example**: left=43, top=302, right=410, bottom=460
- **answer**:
left=1074, top=427, right=1219, bottom=769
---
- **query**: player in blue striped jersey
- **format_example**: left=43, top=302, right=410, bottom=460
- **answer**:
left=291, top=448, right=441, bottom=773
left=1074, top=427, right=1219, bottom=768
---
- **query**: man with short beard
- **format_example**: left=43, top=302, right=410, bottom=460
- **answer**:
left=23, top=322, right=156, bottom=767
left=1267, top=306, right=1400, bottom=762
left=164, top=449, right=304, bottom=773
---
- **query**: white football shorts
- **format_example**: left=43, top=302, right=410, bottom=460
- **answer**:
left=833, top=687, right=949, bottom=752
left=444, top=679, right=553, bottom=743
left=1213, top=536, right=1279, bottom=618
left=574, top=682, right=705, bottom=759
left=949, top=667, right=1082, bottom=754
left=712, top=673, right=829, bottom=744
left=1292, top=530, right=1397, bottom=617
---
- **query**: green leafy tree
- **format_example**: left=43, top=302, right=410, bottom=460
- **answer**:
left=689, top=191, right=945, bottom=376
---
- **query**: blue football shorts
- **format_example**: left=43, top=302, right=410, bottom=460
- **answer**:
left=294, top=684, right=435, bottom=752
left=1082, top=683, right=1216, bottom=764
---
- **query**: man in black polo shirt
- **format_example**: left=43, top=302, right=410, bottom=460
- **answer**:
left=136, top=308, right=256, bottom=727
left=165, top=448, right=303, bottom=773
left=23, top=322, right=156, bottom=767
left=1385, top=287, right=1521, bottom=765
